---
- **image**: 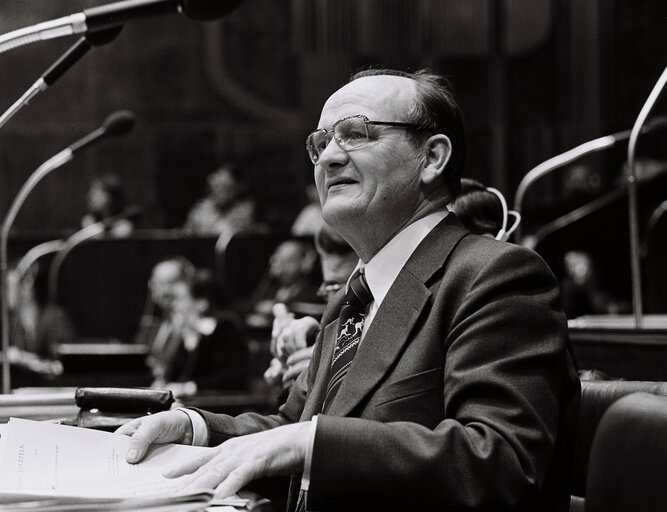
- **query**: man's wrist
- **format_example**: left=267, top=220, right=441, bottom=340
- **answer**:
left=174, top=407, right=209, bottom=446
left=301, top=415, right=318, bottom=492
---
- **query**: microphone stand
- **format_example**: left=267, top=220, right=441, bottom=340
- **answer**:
left=512, top=116, right=667, bottom=242
left=47, top=206, right=141, bottom=306
left=1, top=151, right=75, bottom=393
left=1, top=110, right=135, bottom=393
left=625, top=64, right=667, bottom=329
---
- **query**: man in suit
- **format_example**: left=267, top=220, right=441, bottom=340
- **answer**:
left=118, top=69, right=580, bottom=511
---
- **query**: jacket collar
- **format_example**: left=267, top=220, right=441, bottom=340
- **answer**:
left=310, top=215, right=468, bottom=416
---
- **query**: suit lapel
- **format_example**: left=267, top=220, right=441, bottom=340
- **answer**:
left=324, top=215, right=469, bottom=417
left=301, top=318, right=340, bottom=418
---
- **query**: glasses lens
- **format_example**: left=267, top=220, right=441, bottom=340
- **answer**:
left=335, top=117, right=368, bottom=150
left=306, top=129, right=331, bottom=163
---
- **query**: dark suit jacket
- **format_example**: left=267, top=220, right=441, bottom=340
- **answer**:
left=195, top=215, right=581, bottom=512
left=165, top=313, right=250, bottom=391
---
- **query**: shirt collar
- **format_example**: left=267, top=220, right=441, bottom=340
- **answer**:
left=348, top=211, right=448, bottom=308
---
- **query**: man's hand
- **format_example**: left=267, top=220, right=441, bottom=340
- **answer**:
left=282, top=346, right=315, bottom=386
left=270, top=303, right=295, bottom=357
left=115, top=410, right=194, bottom=463
left=163, top=421, right=313, bottom=498
left=275, top=316, right=320, bottom=361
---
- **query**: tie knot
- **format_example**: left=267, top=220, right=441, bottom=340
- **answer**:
left=345, top=269, right=373, bottom=310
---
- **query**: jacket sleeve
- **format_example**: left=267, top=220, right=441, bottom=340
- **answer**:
left=308, top=244, right=577, bottom=510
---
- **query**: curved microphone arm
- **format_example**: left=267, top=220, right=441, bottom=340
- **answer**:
left=47, top=223, right=107, bottom=306
left=1, top=149, right=73, bottom=393
left=626, top=64, right=667, bottom=329
left=0, top=14, right=86, bottom=54
left=512, top=133, right=622, bottom=242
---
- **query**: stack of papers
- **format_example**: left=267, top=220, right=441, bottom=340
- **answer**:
left=0, top=418, right=250, bottom=511
left=0, top=489, right=214, bottom=511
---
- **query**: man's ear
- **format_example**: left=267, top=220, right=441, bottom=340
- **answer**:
left=420, top=134, right=452, bottom=185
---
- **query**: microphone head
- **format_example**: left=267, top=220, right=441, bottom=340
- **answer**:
left=103, top=110, right=136, bottom=136
left=86, top=26, right=124, bottom=47
left=181, top=0, right=243, bottom=21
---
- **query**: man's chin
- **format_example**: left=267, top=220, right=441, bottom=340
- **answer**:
left=321, top=202, right=360, bottom=228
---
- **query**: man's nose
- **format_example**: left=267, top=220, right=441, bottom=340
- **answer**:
left=317, top=136, right=348, bottom=168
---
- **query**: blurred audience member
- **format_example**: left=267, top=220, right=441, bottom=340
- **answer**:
left=246, top=238, right=321, bottom=325
left=264, top=224, right=358, bottom=393
left=81, top=173, right=135, bottom=238
left=6, top=259, right=73, bottom=382
left=143, top=258, right=249, bottom=397
left=290, top=183, right=324, bottom=237
left=182, top=163, right=256, bottom=243
left=451, top=178, right=521, bottom=241
left=560, top=249, right=630, bottom=318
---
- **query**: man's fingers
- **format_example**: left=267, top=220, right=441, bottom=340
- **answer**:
left=126, top=431, right=156, bottom=463
left=116, top=411, right=192, bottom=464
left=214, top=470, right=249, bottom=499
left=115, top=418, right=154, bottom=463
left=164, top=449, right=217, bottom=478
left=115, top=418, right=141, bottom=436
left=282, top=360, right=309, bottom=383
left=286, top=346, right=314, bottom=365
left=181, top=462, right=248, bottom=496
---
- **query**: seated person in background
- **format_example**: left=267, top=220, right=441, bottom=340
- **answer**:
left=264, top=224, right=358, bottom=393
left=135, top=256, right=196, bottom=347
left=451, top=177, right=521, bottom=241
left=182, top=162, right=256, bottom=243
left=290, top=183, right=324, bottom=237
left=560, top=249, right=630, bottom=318
left=6, top=259, right=73, bottom=383
left=81, top=172, right=135, bottom=238
left=245, top=238, right=322, bottom=328
left=144, top=258, right=249, bottom=397
left=118, top=68, right=579, bottom=511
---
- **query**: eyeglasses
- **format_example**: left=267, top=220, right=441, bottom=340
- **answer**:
left=317, top=282, right=343, bottom=300
left=305, top=114, right=430, bottom=164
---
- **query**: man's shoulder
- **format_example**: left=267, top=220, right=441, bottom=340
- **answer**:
left=448, top=233, right=556, bottom=282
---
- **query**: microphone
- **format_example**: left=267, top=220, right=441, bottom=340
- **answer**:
left=0, top=27, right=123, bottom=130
left=0, top=110, right=136, bottom=393
left=69, top=109, right=136, bottom=153
left=0, top=0, right=243, bottom=54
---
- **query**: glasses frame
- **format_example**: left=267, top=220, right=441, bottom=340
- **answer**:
left=306, top=114, right=431, bottom=164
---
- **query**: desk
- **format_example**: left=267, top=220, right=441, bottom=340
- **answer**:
left=569, top=314, right=667, bottom=380
left=0, top=389, right=78, bottom=423
left=0, top=387, right=278, bottom=425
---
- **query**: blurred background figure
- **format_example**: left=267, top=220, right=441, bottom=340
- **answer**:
left=264, top=224, right=358, bottom=395
left=81, top=173, right=135, bottom=238
left=451, top=178, right=521, bottom=241
left=560, top=249, right=630, bottom=319
left=245, top=238, right=321, bottom=325
left=182, top=162, right=256, bottom=243
left=141, top=257, right=249, bottom=397
left=5, top=259, right=74, bottom=385
left=290, top=183, right=324, bottom=237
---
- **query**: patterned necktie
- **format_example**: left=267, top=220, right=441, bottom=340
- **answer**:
left=321, top=268, right=373, bottom=413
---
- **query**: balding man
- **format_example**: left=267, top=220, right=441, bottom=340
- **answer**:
left=118, top=69, right=580, bottom=512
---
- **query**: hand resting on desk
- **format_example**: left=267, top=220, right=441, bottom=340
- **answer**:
left=116, top=409, right=312, bottom=498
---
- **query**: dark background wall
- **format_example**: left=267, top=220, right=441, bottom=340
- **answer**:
left=0, top=0, right=666, bottom=293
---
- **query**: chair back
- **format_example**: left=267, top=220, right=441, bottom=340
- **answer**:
left=585, top=392, right=667, bottom=512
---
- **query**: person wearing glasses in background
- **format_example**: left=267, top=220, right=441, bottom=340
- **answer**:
left=118, top=69, right=580, bottom=512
